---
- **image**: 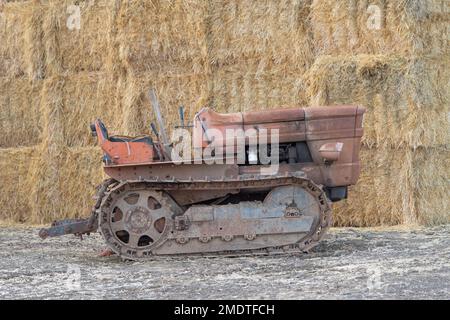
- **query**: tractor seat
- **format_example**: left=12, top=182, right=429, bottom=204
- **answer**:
left=108, top=135, right=153, bottom=145
left=95, top=120, right=153, bottom=145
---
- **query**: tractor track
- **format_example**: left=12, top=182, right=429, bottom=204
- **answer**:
left=96, top=172, right=332, bottom=259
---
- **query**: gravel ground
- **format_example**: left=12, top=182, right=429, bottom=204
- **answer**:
left=0, top=225, right=449, bottom=300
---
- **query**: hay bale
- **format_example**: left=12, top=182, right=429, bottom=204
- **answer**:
left=115, top=0, right=209, bottom=77
left=0, top=0, right=117, bottom=78
left=0, top=1, right=45, bottom=79
left=23, top=72, right=120, bottom=221
left=39, top=72, right=122, bottom=148
left=58, top=147, right=105, bottom=220
left=211, top=62, right=309, bottom=113
left=412, top=147, right=450, bottom=225
left=305, top=55, right=449, bottom=148
left=0, top=2, right=26, bottom=77
left=28, top=146, right=104, bottom=223
left=120, top=73, right=211, bottom=136
left=310, top=0, right=449, bottom=56
left=0, top=77, right=42, bottom=148
left=333, top=146, right=449, bottom=227
left=209, top=0, right=314, bottom=72
left=39, top=0, right=116, bottom=75
left=333, top=147, right=403, bottom=227
left=0, top=147, right=36, bottom=223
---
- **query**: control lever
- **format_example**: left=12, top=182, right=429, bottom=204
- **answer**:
left=179, top=106, right=185, bottom=127
left=150, top=122, right=164, bottom=160
left=151, top=122, right=160, bottom=138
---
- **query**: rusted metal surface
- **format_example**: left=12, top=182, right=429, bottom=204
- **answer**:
left=104, top=162, right=239, bottom=181
left=104, top=159, right=360, bottom=192
left=38, top=219, right=95, bottom=239
left=93, top=119, right=160, bottom=165
left=168, top=189, right=239, bottom=206
left=95, top=172, right=331, bottom=260
left=99, top=188, right=183, bottom=257
left=99, top=105, right=364, bottom=188
left=243, top=108, right=305, bottom=124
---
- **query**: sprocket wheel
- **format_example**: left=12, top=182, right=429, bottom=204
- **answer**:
left=99, top=185, right=182, bottom=260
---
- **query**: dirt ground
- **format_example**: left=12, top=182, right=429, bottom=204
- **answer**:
left=0, top=225, right=449, bottom=300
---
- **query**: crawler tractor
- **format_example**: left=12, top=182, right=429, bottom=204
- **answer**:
left=39, top=90, right=365, bottom=260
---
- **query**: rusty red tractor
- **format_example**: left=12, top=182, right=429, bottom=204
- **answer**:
left=39, top=89, right=365, bottom=260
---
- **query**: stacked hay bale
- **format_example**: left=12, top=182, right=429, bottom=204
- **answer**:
left=28, top=73, right=120, bottom=222
left=114, top=0, right=211, bottom=135
left=208, top=0, right=314, bottom=112
left=0, top=2, right=28, bottom=78
left=0, top=147, right=37, bottom=223
left=310, top=0, right=448, bottom=57
left=0, top=0, right=117, bottom=223
left=41, top=0, right=116, bottom=75
left=114, top=0, right=315, bottom=133
left=307, top=0, right=449, bottom=226
left=0, top=1, right=46, bottom=80
left=115, top=0, right=209, bottom=77
left=0, top=0, right=448, bottom=226
left=0, top=77, right=42, bottom=147
left=0, top=2, right=42, bottom=224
